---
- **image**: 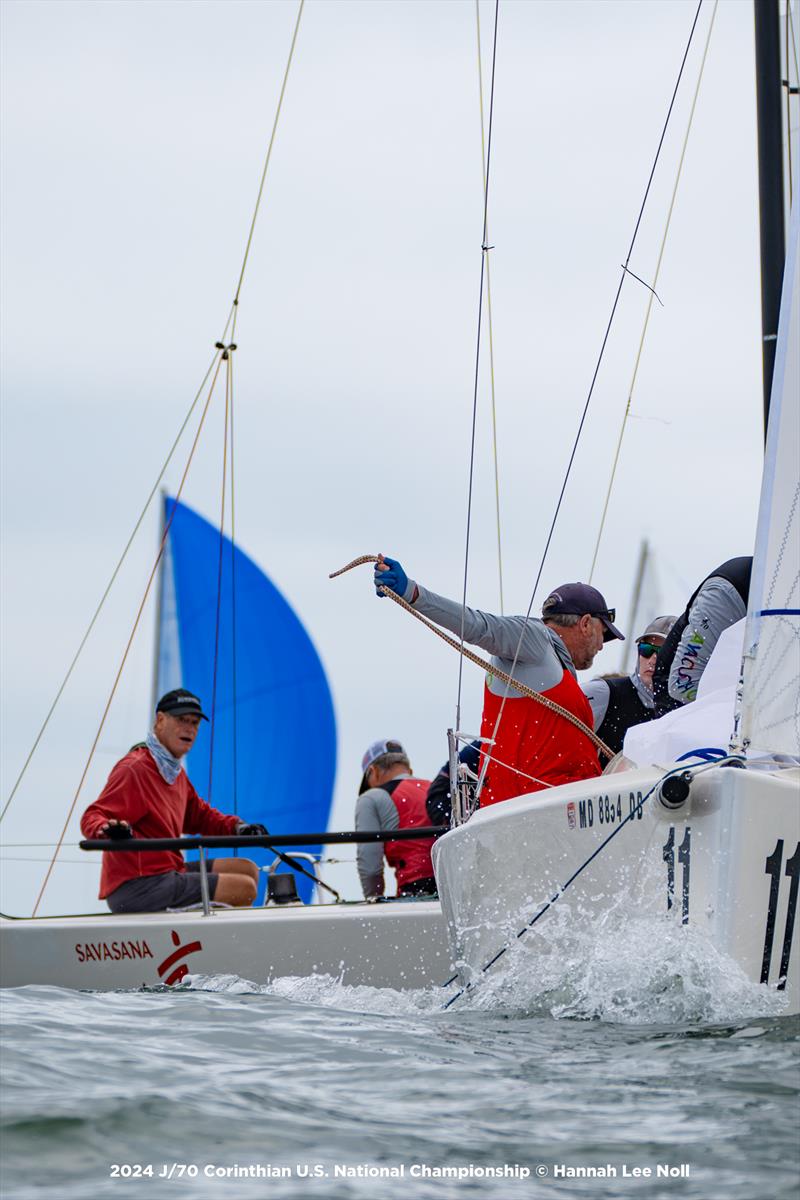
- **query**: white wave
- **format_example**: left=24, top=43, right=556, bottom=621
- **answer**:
left=181, top=905, right=789, bottom=1026
left=181, top=970, right=442, bottom=1014
left=452, top=905, right=790, bottom=1024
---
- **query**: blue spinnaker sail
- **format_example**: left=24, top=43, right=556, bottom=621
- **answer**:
left=157, top=496, right=337, bottom=901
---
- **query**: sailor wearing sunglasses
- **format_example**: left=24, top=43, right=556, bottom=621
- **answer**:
left=583, top=616, right=676, bottom=757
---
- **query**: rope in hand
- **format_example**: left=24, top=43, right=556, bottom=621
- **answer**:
left=330, top=557, right=614, bottom=762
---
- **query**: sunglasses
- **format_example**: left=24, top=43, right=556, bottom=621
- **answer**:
left=637, top=641, right=661, bottom=659
left=591, top=608, right=616, bottom=623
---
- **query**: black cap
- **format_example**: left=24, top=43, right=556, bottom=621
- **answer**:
left=542, top=582, right=624, bottom=643
left=156, top=689, right=209, bottom=721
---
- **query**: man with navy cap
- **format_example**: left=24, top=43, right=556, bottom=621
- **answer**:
left=354, top=739, right=436, bottom=899
left=373, top=557, right=624, bottom=806
left=81, top=689, right=266, bottom=913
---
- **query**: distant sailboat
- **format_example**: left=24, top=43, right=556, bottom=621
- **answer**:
left=155, top=496, right=337, bottom=901
left=618, top=539, right=666, bottom=676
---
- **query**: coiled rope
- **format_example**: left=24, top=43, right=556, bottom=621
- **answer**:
left=330, top=556, right=613, bottom=761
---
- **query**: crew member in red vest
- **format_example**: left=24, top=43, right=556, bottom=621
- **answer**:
left=373, top=557, right=624, bottom=806
left=354, top=739, right=436, bottom=899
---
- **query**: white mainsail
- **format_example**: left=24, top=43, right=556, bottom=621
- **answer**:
left=735, top=165, right=800, bottom=757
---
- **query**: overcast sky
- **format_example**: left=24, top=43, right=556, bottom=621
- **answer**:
left=0, top=0, right=776, bottom=912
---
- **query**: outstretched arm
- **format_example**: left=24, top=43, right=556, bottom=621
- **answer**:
left=374, top=555, right=553, bottom=664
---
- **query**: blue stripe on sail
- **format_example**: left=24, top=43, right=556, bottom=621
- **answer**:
left=756, top=609, right=800, bottom=616
left=160, top=496, right=336, bottom=902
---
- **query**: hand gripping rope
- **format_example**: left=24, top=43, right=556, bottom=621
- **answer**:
left=329, top=556, right=614, bottom=762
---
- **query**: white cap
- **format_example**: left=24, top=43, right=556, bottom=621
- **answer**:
left=637, top=615, right=677, bottom=642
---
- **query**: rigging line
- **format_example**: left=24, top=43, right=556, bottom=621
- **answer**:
left=441, top=756, right=741, bottom=1005
left=476, top=0, right=505, bottom=614
left=31, top=356, right=226, bottom=918
left=470, top=749, right=554, bottom=790
left=588, top=0, right=718, bottom=584
left=1, top=857, right=96, bottom=867
left=618, top=264, right=664, bottom=305
left=472, top=0, right=705, bottom=806
left=0, top=333, right=233, bottom=829
left=457, top=0, right=500, bottom=733
left=229, top=351, right=239, bottom=816
left=329, top=557, right=613, bottom=758
left=208, top=352, right=233, bottom=805
left=231, top=0, right=304, bottom=330
left=6, top=0, right=301, bottom=837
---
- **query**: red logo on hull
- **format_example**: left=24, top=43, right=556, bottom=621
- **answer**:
left=156, top=930, right=203, bottom=985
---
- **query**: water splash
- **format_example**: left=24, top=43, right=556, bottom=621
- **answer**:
left=181, top=906, right=788, bottom=1027
left=181, top=971, right=441, bottom=1015
left=452, top=907, right=790, bottom=1024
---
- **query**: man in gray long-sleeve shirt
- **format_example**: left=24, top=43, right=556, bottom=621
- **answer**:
left=372, top=555, right=623, bottom=805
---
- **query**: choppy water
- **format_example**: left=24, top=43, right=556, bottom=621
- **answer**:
left=2, top=936, right=799, bottom=1200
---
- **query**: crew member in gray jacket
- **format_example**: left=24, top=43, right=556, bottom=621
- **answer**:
left=354, top=739, right=436, bottom=900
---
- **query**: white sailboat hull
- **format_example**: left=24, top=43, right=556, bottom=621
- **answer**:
left=433, top=765, right=800, bottom=1013
left=0, top=899, right=449, bottom=992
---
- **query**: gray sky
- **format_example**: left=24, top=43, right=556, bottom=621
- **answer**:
left=0, top=0, right=769, bottom=912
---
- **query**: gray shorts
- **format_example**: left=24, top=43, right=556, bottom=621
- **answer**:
left=106, top=861, right=219, bottom=913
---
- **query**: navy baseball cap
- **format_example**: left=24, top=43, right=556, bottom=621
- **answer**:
left=542, top=583, right=624, bottom=643
left=156, top=689, right=209, bottom=721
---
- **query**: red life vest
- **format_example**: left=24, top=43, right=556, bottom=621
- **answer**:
left=479, top=667, right=601, bottom=806
left=383, top=778, right=435, bottom=892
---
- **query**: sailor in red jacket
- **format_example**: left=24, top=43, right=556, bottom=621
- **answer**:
left=81, top=689, right=263, bottom=913
left=373, top=557, right=624, bottom=806
left=354, top=739, right=436, bottom=899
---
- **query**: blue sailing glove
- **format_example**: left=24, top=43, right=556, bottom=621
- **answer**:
left=374, top=556, right=408, bottom=598
left=237, top=822, right=269, bottom=837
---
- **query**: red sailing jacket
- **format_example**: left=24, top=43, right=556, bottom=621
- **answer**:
left=80, top=747, right=240, bottom=898
left=383, top=778, right=435, bottom=890
left=479, top=667, right=601, bottom=806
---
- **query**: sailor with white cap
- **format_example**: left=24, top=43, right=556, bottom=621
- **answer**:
left=354, top=739, right=436, bottom=900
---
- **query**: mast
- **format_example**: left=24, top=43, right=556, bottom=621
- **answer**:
left=620, top=539, right=648, bottom=675
left=754, top=0, right=786, bottom=436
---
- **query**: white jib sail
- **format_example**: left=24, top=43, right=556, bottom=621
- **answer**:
left=735, top=162, right=800, bottom=758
